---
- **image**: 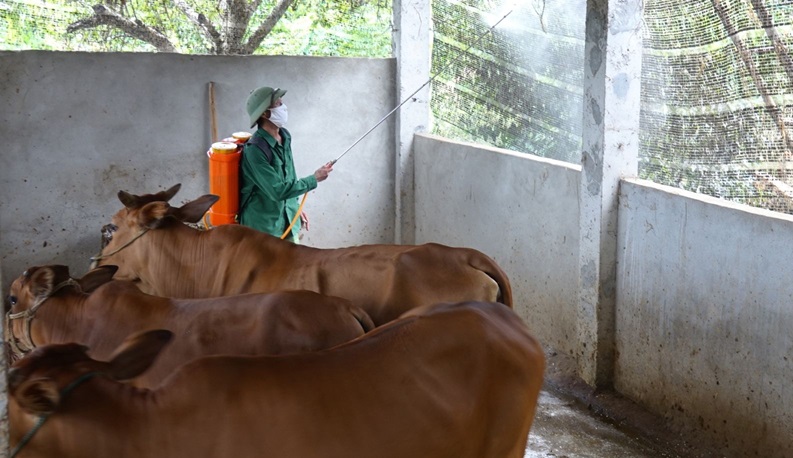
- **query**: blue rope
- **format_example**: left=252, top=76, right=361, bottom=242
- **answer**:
left=11, top=371, right=103, bottom=458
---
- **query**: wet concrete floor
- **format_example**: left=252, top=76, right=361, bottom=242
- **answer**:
left=523, top=350, right=726, bottom=458
left=525, top=388, right=682, bottom=458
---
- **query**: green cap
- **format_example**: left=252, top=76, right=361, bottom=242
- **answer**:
left=246, top=86, right=287, bottom=128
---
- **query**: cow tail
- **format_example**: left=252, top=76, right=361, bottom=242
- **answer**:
left=470, top=253, right=514, bottom=308
left=352, top=306, right=376, bottom=332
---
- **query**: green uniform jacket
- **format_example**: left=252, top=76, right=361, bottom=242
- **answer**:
left=239, top=128, right=317, bottom=240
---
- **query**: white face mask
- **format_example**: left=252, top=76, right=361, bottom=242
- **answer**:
left=268, top=103, right=288, bottom=128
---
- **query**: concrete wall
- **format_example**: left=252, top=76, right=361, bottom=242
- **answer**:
left=0, top=51, right=396, bottom=292
left=616, top=178, right=793, bottom=457
left=413, top=134, right=582, bottom=357
left=415, top=135, right=792, bottom=456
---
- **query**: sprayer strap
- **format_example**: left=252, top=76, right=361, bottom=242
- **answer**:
left=240, top=134, right=276, bottom=215
left=247, top=136, right=274, bottom=165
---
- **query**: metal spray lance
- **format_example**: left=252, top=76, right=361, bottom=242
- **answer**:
left=285, top=9, right=514, bottom=239
left=328, top=8, right=515, bottom=166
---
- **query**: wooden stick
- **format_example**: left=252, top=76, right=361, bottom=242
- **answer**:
left=209, top=82, right=218, bottom=143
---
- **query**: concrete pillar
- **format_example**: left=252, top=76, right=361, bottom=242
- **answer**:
left=578, top=0, right=643, bottom=387
left=392, top=0, right=431, bottom=244
left=0, top=258, right=6, bottom=457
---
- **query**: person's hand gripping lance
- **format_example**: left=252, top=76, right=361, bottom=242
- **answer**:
left=300, top=161, right=334, bottom=231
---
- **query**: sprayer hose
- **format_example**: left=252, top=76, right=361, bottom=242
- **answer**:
left=280, top=192, right=308, bottom=239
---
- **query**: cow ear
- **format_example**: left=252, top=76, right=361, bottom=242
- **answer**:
left=28, top=265, right=74, bottom=302
left=78, top=265, right=119, bottom=293
left=27, top=266, right=57, bottom=302
left=118, top=190, right=140, bottom=209
left=119, top=184, right=181, bottom=209
left=138, top=201, right=172, bottom=229
left=106, top=329, right=173, bottom=381
left=14, top=378, right=61, bottom=415
left=172, top=195, right=220, bottom=223
left=157, top=183, right=182, bottom=202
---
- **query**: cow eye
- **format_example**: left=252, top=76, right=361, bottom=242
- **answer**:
left=5, top=295, right=17, bottom=312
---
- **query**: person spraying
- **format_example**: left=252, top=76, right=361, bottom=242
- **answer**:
left=239, top=86, right=334, bottom=242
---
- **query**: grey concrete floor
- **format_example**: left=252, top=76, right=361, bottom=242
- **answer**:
left=527, top=350, right=725, bottom=458
left=525, top=389, right=680, bottom=458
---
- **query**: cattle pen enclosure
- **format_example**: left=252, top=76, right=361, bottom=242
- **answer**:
left=2, top=0, right=793, bottom=456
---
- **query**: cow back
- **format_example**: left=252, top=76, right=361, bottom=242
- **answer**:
left=9, top=301, right=542, bottom=457
left=14, top=275, right=372, bottom=388
left=97, top=209, right=513, bottom=325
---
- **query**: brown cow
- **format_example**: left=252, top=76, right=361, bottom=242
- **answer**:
left=8, top=301, right=544, bottom=458
left=5, top=264, right=373, bottom=387
left=91, top=183, right=513, bottom=325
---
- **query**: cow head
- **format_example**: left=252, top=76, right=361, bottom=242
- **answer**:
left=5, top=265, right=119, bottom=361
left=92, top=184, right=219, bottom=270
left=6, top=265, right=119, bottom=314
left=5, top=265, right=71, bottom=316
left=8, top=329, right=173, bottom=415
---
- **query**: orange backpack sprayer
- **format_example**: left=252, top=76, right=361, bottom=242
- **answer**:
left=206, top=132, right=307, bottom=238
left=206, top=134, right=248, bottom=226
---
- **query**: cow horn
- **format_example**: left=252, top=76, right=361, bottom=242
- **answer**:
left=118, top=184, right=182, bottom=209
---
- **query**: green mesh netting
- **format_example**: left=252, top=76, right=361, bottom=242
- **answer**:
left=430, top=0, right=584, bottom=164
left=641, top=0, right=793, bottom=213
left=430, top=0, right=793, bottom=214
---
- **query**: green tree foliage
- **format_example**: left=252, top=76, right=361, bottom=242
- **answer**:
left=1, top=0, right=392, bottom=56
